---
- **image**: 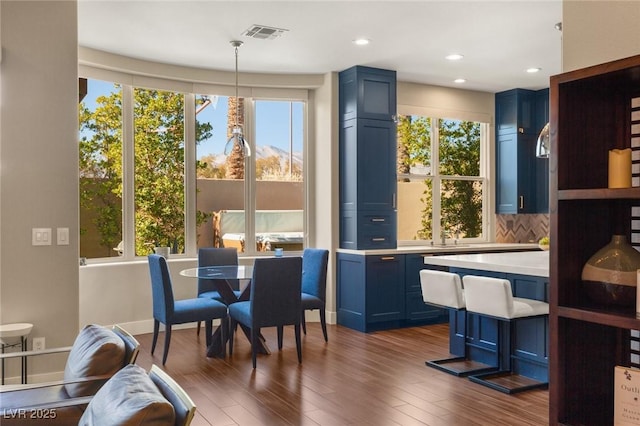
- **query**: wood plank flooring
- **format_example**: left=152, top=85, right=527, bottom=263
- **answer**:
left=134, top=323, right=548, bottom=426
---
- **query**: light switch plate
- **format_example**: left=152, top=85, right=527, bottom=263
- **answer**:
left=32, top=228, right=52, bottom=246
left=57, top=228, right=69, bottom=245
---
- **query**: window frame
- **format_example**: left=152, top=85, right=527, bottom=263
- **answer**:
left=79, top=68, right=309, bottom=262
left=396, top=109, right=490, bottom=246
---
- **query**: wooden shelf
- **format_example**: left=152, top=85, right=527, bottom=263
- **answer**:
left=557, top=305, right=640, bottom=330
left=558, top=187, right=640, bottom=200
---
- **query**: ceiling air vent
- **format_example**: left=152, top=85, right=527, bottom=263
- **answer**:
left=242, top=25, right=288, bottom=40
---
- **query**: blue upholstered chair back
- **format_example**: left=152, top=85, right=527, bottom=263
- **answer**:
left=148, top=254, right=174, bottom=322
left=197, top=247, right=238, bottom=295
left=301, top=249, right=329, bottom=300
left=250, top=257, right=302, bottom=328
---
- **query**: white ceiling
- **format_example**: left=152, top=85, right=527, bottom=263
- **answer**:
left=78, top=0, right=563, bottom=93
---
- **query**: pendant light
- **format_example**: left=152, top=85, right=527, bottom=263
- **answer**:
left=536, top=122, right=550, bottom=158
left=224, top=40, right=251, bottom=157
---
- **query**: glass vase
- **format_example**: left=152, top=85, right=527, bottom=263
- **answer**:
left=581, top=235, right=640, bottom=307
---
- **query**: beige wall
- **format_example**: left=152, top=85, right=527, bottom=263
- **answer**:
left=562, top=1, right=640, bottom=72
left=0, top=1, right=79, bottom=378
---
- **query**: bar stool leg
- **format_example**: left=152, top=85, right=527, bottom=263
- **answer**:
left=21, top=335, right=27, bottom=384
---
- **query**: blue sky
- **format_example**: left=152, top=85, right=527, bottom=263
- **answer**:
left=83, top=79, right=303, bottom=159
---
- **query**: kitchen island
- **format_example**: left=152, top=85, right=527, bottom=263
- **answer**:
left=422, top=250, right=548, bottom=277
left=422, top=250, right=549, bottom=384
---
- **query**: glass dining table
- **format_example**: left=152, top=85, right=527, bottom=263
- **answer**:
left=179, top=265, right=270, bottom=358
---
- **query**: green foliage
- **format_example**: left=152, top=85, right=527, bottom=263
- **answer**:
left=79, top=86, right=211, bottom=256
left=397, top=116, right=482, bottom=240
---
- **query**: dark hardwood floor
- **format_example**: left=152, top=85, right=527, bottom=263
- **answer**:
left=134, top=323, right=548, bottom=426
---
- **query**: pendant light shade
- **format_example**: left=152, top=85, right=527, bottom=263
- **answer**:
left=224, top=40, right=251, bottom=157
left=536, top=122, right=550, bottom=158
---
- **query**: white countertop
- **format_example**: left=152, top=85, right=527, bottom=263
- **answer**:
left=422, top=250, right=549, bottom=278
left=337, top=243, right=539, bottom=256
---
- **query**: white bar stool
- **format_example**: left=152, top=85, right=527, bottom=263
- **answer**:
left=0, top=323, right=33, bottom=384
left=420, top=270, right=497, bottom=377
left=462, top=275, right=549, bottom=394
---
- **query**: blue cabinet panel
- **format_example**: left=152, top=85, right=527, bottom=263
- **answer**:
left=495, top=89, right=536, bottom=135
left=336, top=253, right=366, bottom=331
left=365, top=255, right=405, bottom=324
left=339, top=66, right=396, bottom=122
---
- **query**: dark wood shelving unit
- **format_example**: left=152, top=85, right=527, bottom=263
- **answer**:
left=550, top=54, right=640, bottom=425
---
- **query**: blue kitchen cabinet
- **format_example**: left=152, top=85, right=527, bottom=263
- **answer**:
left=336, top=253, right=405, bottom=332
left=495, top=88, right=549, bottom=214
left=404, top=254, right=448, bottom=323
left=339, top=65, right=396, bottom=122
left=495, top=88, right=536, bottom=135
left=339, top=66, right=397, bottom=249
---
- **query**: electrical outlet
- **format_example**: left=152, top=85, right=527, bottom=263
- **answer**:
left=32, top=337, right=45, bottom=351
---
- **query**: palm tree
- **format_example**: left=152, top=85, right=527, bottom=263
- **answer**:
left=225, top=96, right=246, bottom=179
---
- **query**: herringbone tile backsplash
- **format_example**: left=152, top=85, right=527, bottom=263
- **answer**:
left=495, top=214, right=549, bottom=243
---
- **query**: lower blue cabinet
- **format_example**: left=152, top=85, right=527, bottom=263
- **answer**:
left=337, top=253, right=448, bottom=332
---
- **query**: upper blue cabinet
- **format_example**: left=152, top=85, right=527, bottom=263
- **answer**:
left=495, top=88, right=549, bottom=214
left=339, top=66, right=397, bottom=122
left=339, top=66, right=397, bottom=249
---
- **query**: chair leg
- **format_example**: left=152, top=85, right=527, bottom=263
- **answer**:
left=205, top=320, right=213, bottom=347
left=220, top=317, right=228, bottom=357
left=197, top=320, right=201, bottom=336
left=162, top=325, right=172, bottom=365
left=295, top=324, right=302, bottom=364
left=228, top=319, right=236, bottom=356
left=277, top=326, right=284, bottom=350
left=301, top=310, right=307, bottom=335
left=151, top=320, right=160, bottom=355
left=251, top=327, right=258, bottom=369
left=319, top=308, right=328, bottom=342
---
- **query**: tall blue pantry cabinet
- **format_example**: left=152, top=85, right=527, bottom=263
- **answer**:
left=339, top=66, right=397, bottom=250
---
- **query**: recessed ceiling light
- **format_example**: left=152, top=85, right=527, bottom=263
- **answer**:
left=446, top=54, right=464, bottom=61
left=527, top=67, right=542, bottom=73
left=353, top=38, right=370, bottom=46
left=454, top=78, right=466, bottom=84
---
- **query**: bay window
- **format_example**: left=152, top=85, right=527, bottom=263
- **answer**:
left=80, top=75, right=307, bottom=261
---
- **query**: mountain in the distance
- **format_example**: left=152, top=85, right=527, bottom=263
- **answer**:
left=211, top=145, right=302, bottom=169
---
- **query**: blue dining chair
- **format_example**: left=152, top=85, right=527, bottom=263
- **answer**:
left=148, top=254, right=229, bottom=364
left=300, top=248, right=329, bottom=342
left=228, top=257, right=303, bottom=368
left=196, top=247, right=241, bottom=336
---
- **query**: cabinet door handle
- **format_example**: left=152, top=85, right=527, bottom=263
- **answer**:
left=392, top=193, right=397, bottom=209
left=371, top=218, right=386, bottom=222
left=380, top=256, right=395, bottom=261
left=371, top=237, right=386, bottom=242
left=519, top=196, right=524, bottom=209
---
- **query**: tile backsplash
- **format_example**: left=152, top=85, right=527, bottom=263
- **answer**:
left=496, top=214, right=549, bottom=243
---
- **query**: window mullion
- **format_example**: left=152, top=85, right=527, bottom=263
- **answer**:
left=184, top=93, right=197, bottom=257
left=244, top=98, right=256, bottom=255
left=431, top=118, right=441, bottom=242
left=122, top=85, right=135, bottom=259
